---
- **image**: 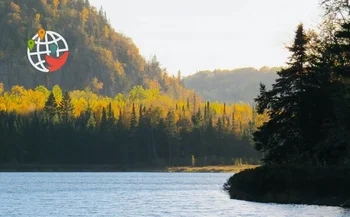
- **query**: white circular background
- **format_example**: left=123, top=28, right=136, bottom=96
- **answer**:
left=27, top=31, right=69, bottom=73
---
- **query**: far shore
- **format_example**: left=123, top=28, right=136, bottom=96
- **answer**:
left=0, top=164, right=258, bottom=173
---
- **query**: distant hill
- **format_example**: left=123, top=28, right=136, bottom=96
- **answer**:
left=0, top=0, right=188, bottom=98
left=184, top=67, right=279, bottom=104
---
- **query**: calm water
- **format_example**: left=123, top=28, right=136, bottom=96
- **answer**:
left=0, top=172, right=349, bottom=217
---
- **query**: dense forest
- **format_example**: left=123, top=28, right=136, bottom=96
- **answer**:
left=0, top=84, right=268, bottom=165
left=0, top=0, right=189, bottom=98
left=184, top=67, right=278, bottom=104
left=224, top=0, right=350, bottom=206
left=0, top=0, right=271, bottom=167
left=254, top=0, right=350, bottom=165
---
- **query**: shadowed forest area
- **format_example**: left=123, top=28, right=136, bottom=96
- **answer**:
left=225, top=0, right=350, bottom=207
left=0, top=84, right=267, bottom=166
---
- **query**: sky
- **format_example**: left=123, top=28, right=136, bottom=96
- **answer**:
left=89, top=0, right=322, bottom=76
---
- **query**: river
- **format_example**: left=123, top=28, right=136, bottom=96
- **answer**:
left=0, top=172, right=349, bottom=216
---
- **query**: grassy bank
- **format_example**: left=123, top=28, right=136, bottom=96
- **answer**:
left=167, top=165, right=258, bottom=173
left=0, top=164, right=258, bottom=173
left=223, top=165, right=350, bottom=207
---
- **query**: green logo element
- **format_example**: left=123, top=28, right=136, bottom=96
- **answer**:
left=27, top=39, right=35, bottom=51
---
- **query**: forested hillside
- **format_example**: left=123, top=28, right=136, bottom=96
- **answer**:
left=184, top=67, right=279, bottom=103
left=0, top=0, right=188, bottom=98
left=0, top=0, right=270, bottom=167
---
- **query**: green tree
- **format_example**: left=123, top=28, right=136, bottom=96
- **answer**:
left=107, top=102, right=115, bottom=128
left=100, top=107, right=108, bottom=131
left=130, top=103, right=137, bottom=130
left=165, top=110, right=177, bottom=165
left=44, top=92, right=58, bottom=120
left=58, top=91, right=74, bottom=123
left=254, top=24, right=311, bottom=164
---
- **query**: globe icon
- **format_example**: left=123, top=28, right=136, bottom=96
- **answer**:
left=27, top=30, right=69, bottom=73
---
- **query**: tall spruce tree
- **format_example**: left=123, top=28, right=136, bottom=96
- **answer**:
left=130, top=103, right=137, bottom=131
left=58, top=91, right=74, bottom=123
left=44, top=92, right=58, bottom=120
left=325, top=22, right=350, bottom=163
left=107, top=103, right=115, bottom=128
left=100, top=107, right=108, bottom=131
left=254, top=24, right=312, bottom=164
left=165, top=110, right=177, bottom=165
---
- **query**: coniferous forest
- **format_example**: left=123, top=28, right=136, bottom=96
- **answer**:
left=0, top=84, right=266, bottom=166
left=224, top=0, right=350, bottom=206
left=255, top=11, right=350, bottom=166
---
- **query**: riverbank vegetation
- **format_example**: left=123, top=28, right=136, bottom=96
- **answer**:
left=224, top=165, right=350, bottom=207
left=0, top=163, right=258, bottom=173
left=224, top=0, right=350, bottom=207
left=167, top=164, right=258, bottom=173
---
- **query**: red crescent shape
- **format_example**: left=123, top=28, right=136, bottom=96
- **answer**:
left=45, top=51, right=69, bottom=72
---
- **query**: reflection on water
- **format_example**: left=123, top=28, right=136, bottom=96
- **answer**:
left=0, top=172, right=349, bottom=217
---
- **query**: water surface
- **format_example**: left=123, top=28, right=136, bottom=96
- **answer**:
left=1, top=172, right=349, bottom=216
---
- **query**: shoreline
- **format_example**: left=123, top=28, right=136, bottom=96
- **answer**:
left=223, top=165, right=350, bottom=208
left=0, top=164, right=258, bottom=173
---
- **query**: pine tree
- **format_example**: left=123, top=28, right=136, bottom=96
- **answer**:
left=321, top=22, right=350, bottom=163
left=87, top=110, right=96, bottom=129
left=58, top=91, right=74, bottom=123
left=130, top=103, right=137, bottom=131
left=117, top=110, right=124, bottom=130
left=100, top=107, right=108, bottom=131
left=231, top=112, right=235, bottom=133
left=44, top=92, right=58, bottom=120
left=191, top=107, right=202, bottom=127
left=254, top=24, right=311, bottom=164
left=165, top=110, right=177, bottom=165
left=107, top=102, right=115, bottom=128
left=217, top=117, right=224, bottom=138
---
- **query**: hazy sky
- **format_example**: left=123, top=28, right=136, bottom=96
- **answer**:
left=89, top=0, right=322, bottom=76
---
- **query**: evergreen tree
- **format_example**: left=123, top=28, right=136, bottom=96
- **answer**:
left=87, top=110, right=96, bottom=129
left=107, top=103, right=115, bottom=128
left=100, top=107, right=108, bottom=131
left=254, top=24, right=311, bottom=164
left=165, top=110, right=177, bottom=165
left=58, top=91, right=74, bottom=123
left=130, top=103, right=137, bottom=131
left=191, top=107, right=202, bottom=127
left=217, top=117, right=224, bottom=138
left=44, top=92, right=58, bottom=120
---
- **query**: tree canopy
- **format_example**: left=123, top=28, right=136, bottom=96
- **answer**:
left=0, top=84, right=266, bottom=165
left=0, top=0, right=189, bottom=99
left=254, top=4, right=350, bottom=165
